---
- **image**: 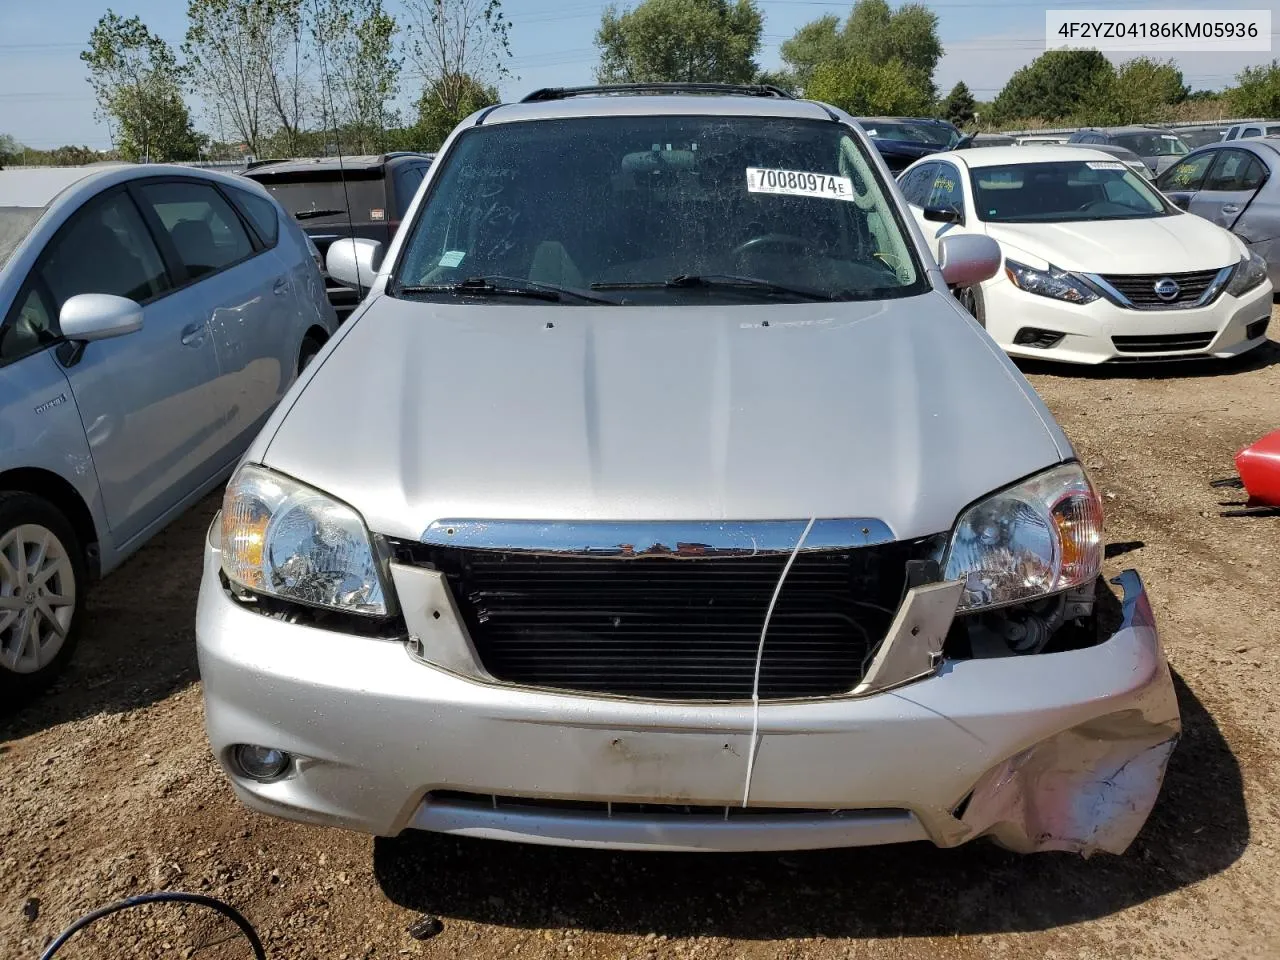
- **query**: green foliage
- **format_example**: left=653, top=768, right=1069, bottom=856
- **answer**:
left=1096, top=58, right=1186, bottom=125
left=414, top=73, right=499, bottom=150
left=311, top=0, right=402, bottom=154
left=1230, top=60, right=1280, bottom=118
left=81, top=10, right=203, bottom=162
left=595, top=0, right=763, bottom=84
left=780, top=0, right=941, bottom=103
left=0, top=134, right=22, bottom=165
left=403, top=0, right=511, bottom=124
left=807, top=57, right=932, bottom=116
left=988, top=50, right=1113, bottom=124
left=941, top=81, right=975, bottom=126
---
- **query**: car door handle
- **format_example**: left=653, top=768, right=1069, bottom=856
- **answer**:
left=180, top=322, right=207, bottom=347
left=273, top=277, right=290, bottom=296
left=1222, top=203, right=1241, bottom=214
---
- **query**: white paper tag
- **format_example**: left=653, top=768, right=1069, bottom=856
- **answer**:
left=746, top=167, right=855, bottom=202
left=438, top=250, right=465, bottom=268
left=1085, top=161, right=1126, bottom=171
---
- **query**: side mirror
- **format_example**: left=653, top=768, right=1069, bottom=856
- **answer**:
left=923, top=206, right=963, bottom=225
left=954, top=133, right=975, bottom=150
left=938, top=234, right=1001, bottom=288
left=326, top=238, right=384, bottom=291
left=59, top=293, right=143, bottom=342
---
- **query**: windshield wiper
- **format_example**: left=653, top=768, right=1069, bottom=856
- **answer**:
left=397, top=275, right=618, bottom=304
left=294, top=208, right=347, bottom=220
left=591, top=274, right=837, bottom=301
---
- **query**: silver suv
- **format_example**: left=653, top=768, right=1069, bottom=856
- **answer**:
left=197, top=84, right=1180, bottom=857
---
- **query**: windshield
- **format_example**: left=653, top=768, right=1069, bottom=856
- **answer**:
left=0, top=207, right=45, bottom=270
left=861, top=120, right=960, bottom=148
left=246, top=174, right=386, bottom=225
left=1177, top=129, right=1227, bottom=148
left=1113, top=133, right=1189, bottom=157
left=972, top=160, right=1172, bottom=223
left=393, top=115, right=926, bottom=304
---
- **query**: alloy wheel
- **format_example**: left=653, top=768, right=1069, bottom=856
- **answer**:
left=0, top=523, right=76, bottom=674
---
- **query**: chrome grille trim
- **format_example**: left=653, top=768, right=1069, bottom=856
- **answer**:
left=1083, top=265, right=1233, bottom=311
left=420, top=518, right=896, bottom=557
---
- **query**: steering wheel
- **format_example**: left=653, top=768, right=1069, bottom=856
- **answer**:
left=1077, top=200, right=1112, bottom=213
left=732, top=233, right=812, bottom=259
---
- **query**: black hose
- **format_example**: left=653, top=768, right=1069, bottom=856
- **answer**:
left=39, top=891, right=265, bottom=960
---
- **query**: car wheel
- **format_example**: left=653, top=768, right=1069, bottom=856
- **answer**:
left=298, top=334, right=325, bottom=373
left=956, top=284, right=986, bottom=328
left=0, top=492, right=85, bottom=702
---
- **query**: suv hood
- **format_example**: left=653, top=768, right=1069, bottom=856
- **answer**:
left=988, top=213, right=1244, bottom=274
left=261, top=294, right=1067, bottom=543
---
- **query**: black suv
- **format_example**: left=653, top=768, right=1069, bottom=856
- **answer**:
left=243, top=152, right=434, bottom=313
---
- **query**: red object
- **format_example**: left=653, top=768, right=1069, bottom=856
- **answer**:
left=1237, top=429, right=1280, bottom=507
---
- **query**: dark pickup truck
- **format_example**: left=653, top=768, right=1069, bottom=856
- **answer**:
left=243, top=152, right=434, bottom=314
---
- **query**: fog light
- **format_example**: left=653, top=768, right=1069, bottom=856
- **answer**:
left=233, top=744, right=291, bottom=781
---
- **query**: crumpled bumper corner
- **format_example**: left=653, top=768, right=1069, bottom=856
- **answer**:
left=954, top=571, right=1180, bottom=857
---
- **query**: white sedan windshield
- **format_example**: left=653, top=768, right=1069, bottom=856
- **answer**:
left=972, top=160, right=1172, bottom=223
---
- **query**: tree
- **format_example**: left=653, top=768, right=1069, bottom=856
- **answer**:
left=1097, top=57, right=1187, bottom=125
left=595, top=0, right=763, bottom=84
left=403, top=0, right=511, bottom=137
left=81, top=11, right=202, bottom=162
left=0, top=134, right=21, bottom=165
left=1231, top=61, right=1280, bottom=118
left=940, top=81, right=974, bottom=126
left=807, top=57, right=932, bottom=116
left=311, top=0, right=402, bottom=153
left=184, top=0, right=303, bottom=157
left=414, top=72, right=497, bottom=148
left=780, top=0, right=941, bottom=103
left=989, top=49, right=1113, bottom=124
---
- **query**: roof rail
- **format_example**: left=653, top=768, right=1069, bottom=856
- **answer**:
left=520, top=82, right=794, bottom=103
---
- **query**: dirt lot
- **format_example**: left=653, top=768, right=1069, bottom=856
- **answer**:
left=4, top=319, right=1280, bottom=960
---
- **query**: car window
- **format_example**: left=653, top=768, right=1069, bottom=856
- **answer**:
left=898, top=163, right=936, bottom=205
left=392, top=164, right=426, bottom=213
left=924, top=162, right=963, bottom=212
left=1204, top=150, right=1267, bottom=191
left=972, top=160, right=1170, bottom=222
left=0, top=206, right=45, bottom=270
left=1158, top=151, right=1216, bottom=192
left=0, top=284, right=56, bottom=364
left=395, top=114, right=926, bottom=304
left=230, top=186, right=280, bottom=247
left=246, top=173, right=387, bottom=226
left=40, top=189, right=170, bottom=311
left=1243, top=127, right=1262, bottom=139
left=138, top=180, right=255, bottom=281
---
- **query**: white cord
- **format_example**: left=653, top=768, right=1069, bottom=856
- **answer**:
left=741, top=516, right=816, bottom=808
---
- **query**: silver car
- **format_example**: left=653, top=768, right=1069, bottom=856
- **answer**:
left=1157, top=137, right=1280, bottom=289
left=1, top=164, right=337, bottom=697
left=197, top=85, right=1180, bottom=857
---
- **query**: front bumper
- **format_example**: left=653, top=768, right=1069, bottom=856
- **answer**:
left=982, top=272, right=1272, bottom=364
left=196, top=529, right=1180, bottom=856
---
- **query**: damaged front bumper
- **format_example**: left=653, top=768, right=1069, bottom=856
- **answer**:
left=197, top=540, right=1180, bottom=855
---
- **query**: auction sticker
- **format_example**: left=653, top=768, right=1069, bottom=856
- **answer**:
left=1085, top=161, right=1126, bottom=170
left=746, top=167, right=855, bottom=201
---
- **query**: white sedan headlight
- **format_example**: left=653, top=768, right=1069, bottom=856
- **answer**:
left=221, top=464, right=389, bottom=616
left=1226, top=251, right=1268, bottom=298
left=1004, top=259, right=1099, bottom=305
left=944, top=463, right=1103, bottom=612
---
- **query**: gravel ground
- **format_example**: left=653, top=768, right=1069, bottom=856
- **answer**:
left=4, top=318, right=1280, bottom=960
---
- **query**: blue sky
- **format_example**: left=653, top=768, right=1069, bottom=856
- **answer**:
left=2, top=0, right=1278, bottom=148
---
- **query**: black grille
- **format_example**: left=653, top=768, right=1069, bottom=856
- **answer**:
left=1112, top=331, right=1215, bottom=353
left=1099, top=268, right=1224, bottom=308
left=427, top=790, right=902, bottom=820
left=409, top=539, right=936, bottom=701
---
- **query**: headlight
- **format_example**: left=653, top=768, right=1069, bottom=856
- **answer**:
left=944, top=463, right=1103, bottom=612
left=1226, top=252, right=1268, bottom=298
left=1005, top=259, right=1099, bottom=305
left=221, top=464, right=389, bottom=616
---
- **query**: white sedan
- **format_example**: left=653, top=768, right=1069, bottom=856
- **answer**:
left=898, top=146, right=1273, bottom=364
